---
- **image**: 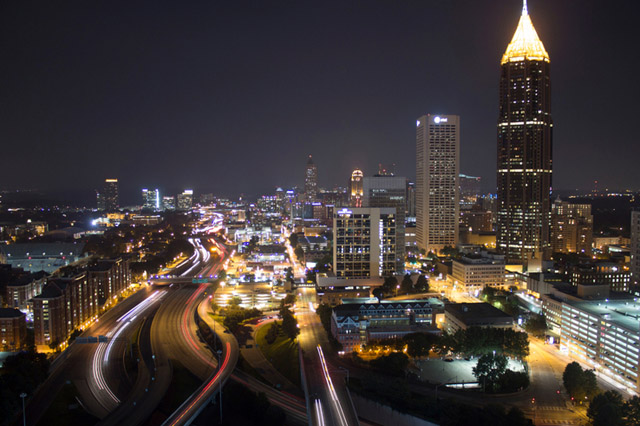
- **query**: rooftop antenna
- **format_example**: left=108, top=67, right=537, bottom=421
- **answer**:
left=523, top=0, right=528, bottom=15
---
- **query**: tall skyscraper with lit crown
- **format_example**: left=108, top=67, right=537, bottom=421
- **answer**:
left=497, top=0, right=552, bottom=265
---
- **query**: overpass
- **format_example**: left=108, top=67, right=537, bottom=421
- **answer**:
left=148, top=276, right=219, bottom=285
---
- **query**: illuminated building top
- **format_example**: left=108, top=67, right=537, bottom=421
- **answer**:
left=501, top=0, right=549, bottom=65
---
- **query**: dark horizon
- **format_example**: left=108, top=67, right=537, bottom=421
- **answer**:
left=3, top=0, right=640, bottom=198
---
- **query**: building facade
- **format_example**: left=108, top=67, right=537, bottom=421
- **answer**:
left=497, top=3, right=552, bottom=265
left=331, top=299, right=442, bottom=353
left=568, top=262, right=630, bottom=293
left=416, top=114, right=460, bottom=253
left=560, top=299, right=640, bottom=392
left=88, top=258, right=131, bottom=303
left=177, top=190, right=194, bottom=210
left=0, top=308, right=27, bottom=351
left=349, top=169, right=364, bottom=207
left=550, top=200, right=593, bottom=254
left=363, top=175, right=407, bottom=273
left=305, top=155, right=318, bottom=201
left=333, top=207, right=397, bottom=279
left=450, top=254, right=505, bottom=294
left=103, top=179, right=119, bottom=211
left=142, top=188, right=160, bottom=210
left=33, top=272, right=100, bottom=346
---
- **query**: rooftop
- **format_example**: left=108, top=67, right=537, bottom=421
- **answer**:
left=0, top=308, right=24, bottom=319
left=567, top=299, right=640, bottom=332
left=445, top=303, right=513, bottom=324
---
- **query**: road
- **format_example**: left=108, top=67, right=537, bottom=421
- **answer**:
left=24, top=286, right=160, bottom=425
left=297, top=287, right=360, bottom=426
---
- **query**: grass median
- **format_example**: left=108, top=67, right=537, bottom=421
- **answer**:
left=255, top=321, right=300, bottom=388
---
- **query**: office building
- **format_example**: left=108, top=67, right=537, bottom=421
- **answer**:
left=333, top=207, right=397, bottom=279
left=416, top=114, right=460, bottom=253
left=98, top=178, right=119, bottom=211
left=363, top=175, right=406, bottom=273
left=630, top=211, right=640, bottom=285
left=550, top=200, right=593, bottom=254
left=162, top=196, right=176, bottom=211
left=450, top=253, right=505, bottom=295
left=349, top=169, right=364, bottom=207
left=142, top=188, right=160, bottom=210
left=305, top=155, right=318, bottom=201
left=497, top=2, right=553, bottom=265
left=567, top=262, right=630, bottom=293
left=177, top=190, right=194, bottom=210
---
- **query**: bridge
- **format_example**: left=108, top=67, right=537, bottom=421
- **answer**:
left=148, top=276, right=219, bottom=285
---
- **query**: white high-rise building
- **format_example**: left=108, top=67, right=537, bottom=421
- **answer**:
left=333, top=207, right=397, bottom=279
left=416, top=114, right=460, bottom=253
left=142, top=188, right=160, bottom=210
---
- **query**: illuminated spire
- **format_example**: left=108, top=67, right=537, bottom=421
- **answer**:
left=501, top=0, right=549, bottom=65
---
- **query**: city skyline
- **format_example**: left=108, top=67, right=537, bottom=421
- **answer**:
left=2, top=0, right=640, bottom=197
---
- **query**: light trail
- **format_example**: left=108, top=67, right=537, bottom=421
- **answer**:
left=315, top=398, right=326, bottom=426
left=166, top=341, right=231, bottom=426
left=91, top=290, right=166, bottom=407
left=317, top=345, right=349, bottom=426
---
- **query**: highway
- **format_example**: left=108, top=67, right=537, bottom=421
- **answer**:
left=297, top=288, right=360, bottom=426
left=24, top=285, right=161, bottom=425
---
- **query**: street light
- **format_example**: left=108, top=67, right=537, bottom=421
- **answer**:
left=19, top=393, right=26, bottom=426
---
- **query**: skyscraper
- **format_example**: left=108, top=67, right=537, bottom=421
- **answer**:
left=177, top=190, right=194, bottom=210
left=101, top=179, right=119, bottom=211
left=416, top=115, right=460, bottom=254
left=363, top=175, right=406, bottom=273
left=333, top=207, right=397, bottom=279
left=304, top=155, right=318, bottom=201
left=497, top=1, right=552, bottom=265
left=349, top=169, right=363, bottom=207
left=142, top=188, right=160, bottom=210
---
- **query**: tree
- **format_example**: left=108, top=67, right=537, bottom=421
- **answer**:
left=524, top=314, right=548, bottom=337
left=400, top=274, right=413, bottom=294
left=294, top=245, right=304, bottom=262
left=473, top=353, right=508, bottom=392
left=281, top=308, right=299, bottom=340
left=316, top=303, right=333, bottom=333
left=563, top=362, right=599, bottom=400
left=415, top=275, right=429, bottom=292
left=265, top=323, right=279, bottom=344
left=497, top=369, right=530, bottom=392
left=587, top=390, right=625, bottom=426
left=288, top=233, right=299, bottom=248
left=369, top=352, right=409, bottom=376
left=404, top=332, right=437, bottom=358
left=623, top=396, right=640, bottom=425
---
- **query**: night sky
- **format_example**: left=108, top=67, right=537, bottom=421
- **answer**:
left=2, top=0, right=639, bottom=200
